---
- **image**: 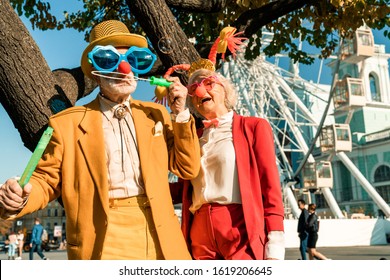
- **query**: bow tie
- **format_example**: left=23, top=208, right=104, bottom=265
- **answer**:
left=202, top=118, right=219, bottom=128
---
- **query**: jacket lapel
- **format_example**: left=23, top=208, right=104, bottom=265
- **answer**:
left=78, top=97, right=109, bottom=214
left=232, top=113, right=252, bottom=203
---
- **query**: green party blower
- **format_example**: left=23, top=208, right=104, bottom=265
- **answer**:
left=149, top=76, right=173, bottom=87
left=19, top=126, right=54, bottom=189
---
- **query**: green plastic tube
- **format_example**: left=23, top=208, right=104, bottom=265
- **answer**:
left=150, top=76, right=172, bottom=87
left=19, top=126, right=54, bottom=188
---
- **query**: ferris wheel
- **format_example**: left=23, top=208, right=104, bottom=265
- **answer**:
left=218, top=27, right=390, bottom=219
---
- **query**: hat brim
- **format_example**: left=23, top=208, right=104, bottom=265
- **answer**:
left=81, top=33, right=148, bottom=79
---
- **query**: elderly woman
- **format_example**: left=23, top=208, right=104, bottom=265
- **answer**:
left=171, top=68, right=285, bottom=260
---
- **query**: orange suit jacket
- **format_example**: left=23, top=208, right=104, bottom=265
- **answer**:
left=14, top=97, right=200, bottom=259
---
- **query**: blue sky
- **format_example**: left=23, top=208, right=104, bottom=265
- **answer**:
left=0, top=4, right=389, bottom=183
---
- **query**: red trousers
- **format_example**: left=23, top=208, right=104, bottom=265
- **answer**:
left=190, top=203, right=255, bottom=260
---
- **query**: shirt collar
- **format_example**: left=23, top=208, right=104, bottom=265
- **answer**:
left=219, top=110, right=234, bottom=124
left=98, top=94, right=131, bottom=119
left=203, top=110, right=233, bottom=130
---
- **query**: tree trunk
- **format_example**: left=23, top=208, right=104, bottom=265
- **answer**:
left=0, top=0, right=96, bottom=150
left=0, top=0, right=55, bottom=150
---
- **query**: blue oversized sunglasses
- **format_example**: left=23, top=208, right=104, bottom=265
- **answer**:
left=88, top=45, right=157, bottom=74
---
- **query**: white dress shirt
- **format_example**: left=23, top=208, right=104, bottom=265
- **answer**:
left=99, top=95, right=191, bottom=199
left=99, top=95, right=144, bottom=198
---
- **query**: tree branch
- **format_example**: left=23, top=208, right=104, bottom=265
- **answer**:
left=53, top=67, right=97, bottom=104
left=235, top=0, right=310, bottom=36
left=165, top=0, right=227, bottom=13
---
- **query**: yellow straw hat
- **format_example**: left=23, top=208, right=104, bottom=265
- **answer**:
left=81, top=20, right=148, bottom=79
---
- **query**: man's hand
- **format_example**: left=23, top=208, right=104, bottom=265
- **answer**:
left=0, top=179, right=31, bottom=212
left=166, top=76, right=188, bottom=115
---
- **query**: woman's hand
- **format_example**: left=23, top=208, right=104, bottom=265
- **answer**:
left=166, top=76, right=188, bottom=115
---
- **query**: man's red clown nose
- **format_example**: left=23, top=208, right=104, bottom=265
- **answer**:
left=118, top=61, right=131, bottom=74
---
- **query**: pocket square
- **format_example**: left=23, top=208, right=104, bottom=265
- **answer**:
left=153, top=121, right=163, bottom=136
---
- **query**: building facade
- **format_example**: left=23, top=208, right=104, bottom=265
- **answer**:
left=312, top=29, right=390, bottom=217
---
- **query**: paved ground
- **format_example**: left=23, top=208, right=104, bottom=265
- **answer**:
left=285, top=244, right=390, bottom=260
left=1, top=244, right=389, bottom=260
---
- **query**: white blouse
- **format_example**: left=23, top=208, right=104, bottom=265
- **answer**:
left=190, top=111, right=241, bottom=212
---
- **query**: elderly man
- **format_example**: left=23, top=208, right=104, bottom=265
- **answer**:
left=0, top=20, right=200, bottom=260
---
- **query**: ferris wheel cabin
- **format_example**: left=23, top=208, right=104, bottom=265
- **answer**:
left=332, top=77, right=366, bottom=110
left=340, top=28, right=374, bottom=64
left=301, top=161, right=334, bottom=190
left=320, top=124, right=352, bottom=153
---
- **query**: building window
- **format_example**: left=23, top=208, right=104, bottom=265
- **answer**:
left=47, top=209, right=51, bottom=217
left=314, top=193, right=328, bottom=209
left=375, top=185, right=390, bottom=203
left=339, top=163, right=353, bottom=201
left=374, top=165, right=390, bottom=182
left=374, top=165, right=390, bottom=203
left=369, top=73, right=381, bottom=102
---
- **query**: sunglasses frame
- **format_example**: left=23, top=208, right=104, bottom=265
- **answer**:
left=88, top=45, right=157, bottom=74
left=187, top=75, right=222, bottom=97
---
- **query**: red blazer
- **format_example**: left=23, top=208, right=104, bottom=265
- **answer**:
left=172, top=112, right=285, bottom=259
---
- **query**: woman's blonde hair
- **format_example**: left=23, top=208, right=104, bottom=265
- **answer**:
left=186, top=69, right=237, bottom=118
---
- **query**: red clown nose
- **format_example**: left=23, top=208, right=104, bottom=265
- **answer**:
left=194, top=85, right=207, bottom=98
left=117, top=61, right=131, bottom=74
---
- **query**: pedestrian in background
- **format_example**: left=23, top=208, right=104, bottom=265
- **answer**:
left=16, top=229, right=24, bottom=260
left=297, top=199, right=309, bottom=260
left=7, top=231, right=17, bottom=260
left=29, top=218, right=48, bottom=260
left=307, top=203, right=329, bottom=260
